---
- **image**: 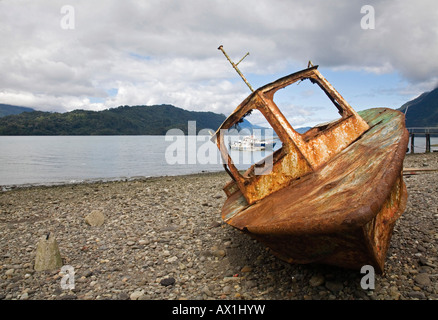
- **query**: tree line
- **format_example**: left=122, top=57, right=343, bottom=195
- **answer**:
left=0, top=104, right=227, bottom=135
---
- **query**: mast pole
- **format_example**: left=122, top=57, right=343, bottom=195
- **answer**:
left=218, top=45, right=254, bottom=92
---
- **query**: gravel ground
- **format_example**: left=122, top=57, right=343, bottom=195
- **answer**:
left=0, top=152, right=437, bottom=301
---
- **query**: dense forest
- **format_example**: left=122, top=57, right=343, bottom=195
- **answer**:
left=0, top=104, right=227, bottom=135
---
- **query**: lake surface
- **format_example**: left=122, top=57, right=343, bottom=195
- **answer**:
left=408, top=136, right=438, bottom=154
left=0, top=136, right=279, bottom=187
left=0, top=135, right=436, bottom=188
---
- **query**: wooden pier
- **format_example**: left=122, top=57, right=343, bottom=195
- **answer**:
left=407, top=127, right=438, bottom=153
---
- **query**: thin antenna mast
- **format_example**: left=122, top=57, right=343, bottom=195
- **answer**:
left=218, top=45, right=254, bottom=92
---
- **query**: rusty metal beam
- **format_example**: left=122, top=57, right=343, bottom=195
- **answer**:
left=212, top=66, right=369, bottom=205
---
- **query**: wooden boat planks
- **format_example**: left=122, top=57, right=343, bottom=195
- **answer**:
left=403, top=167, right=438, bottom=175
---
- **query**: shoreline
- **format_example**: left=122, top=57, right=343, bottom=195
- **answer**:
left=0, top=169, right=225, bottom=192
left=0, top=152, right=437, bottom=300
left=2, top=151, right=437, bottom=192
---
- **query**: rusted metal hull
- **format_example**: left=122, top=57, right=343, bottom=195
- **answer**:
left=220, top=108, right=409, bottom=273
left=212, top=65, right=408, bottom=273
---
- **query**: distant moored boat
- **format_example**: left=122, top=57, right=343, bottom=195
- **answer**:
left=229, top=135, right=276, bottom=151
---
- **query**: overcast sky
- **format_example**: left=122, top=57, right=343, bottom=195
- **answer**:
left=1, top=0, right=437, bottom=127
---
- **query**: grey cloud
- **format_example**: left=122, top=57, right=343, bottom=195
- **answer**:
left=0, top=0, right=437, bottom=114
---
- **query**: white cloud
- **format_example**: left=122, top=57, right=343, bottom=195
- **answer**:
left=0, top=90, right=107, bottom=112
left=0, top=0, right=437, bottom=119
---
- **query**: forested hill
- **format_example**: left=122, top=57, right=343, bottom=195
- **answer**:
left=0, top=104, right=227, bottom=135
left=0, top=104, right=34, bottom=117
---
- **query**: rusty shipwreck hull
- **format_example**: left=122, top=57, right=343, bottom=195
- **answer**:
left=212, top=66, right=409, bottom=273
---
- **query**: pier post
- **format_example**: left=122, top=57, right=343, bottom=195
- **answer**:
left=426, top=134, right=431, bottom=153
left=410, top=134, right=415, bottom=154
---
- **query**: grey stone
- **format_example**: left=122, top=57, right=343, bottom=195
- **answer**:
left=223, top=285, right=232, bottom=294
left=414, top=273, right=431, bottom=287
left=34, top=234, right=62, bottom=272
left=19, top=292, right=29, bottom=300
left=130, top=290, right=145, bottom=300
left=210, top=222, right=222, bottom=228
left=201, top=286, right=212, bottom=297
left=325, top=280, right=344, bottom=293
left=212, top=249, right=226, bottom=258
left=160, top=277, right=175, bottom=286
left=389, top=287, right=401, bottom=300
left=408, top=291, right=426, bottom=299
left=5, top=269, right=14, bottom=276
left=83, top=270, right=93, bottom=278
left=85, top=210, right=105, bottom=227
left=118, top=293, right=129, bottom=300
left=245, top=280, right=258, bottom=289
left=309, top=274, right=325, bottom=287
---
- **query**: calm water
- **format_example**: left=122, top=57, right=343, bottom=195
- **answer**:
left=0, top=136, right=278, bottom=187
left=0, top=135, right=436, bottom=188
left=408, top=136, right=438, bottom=154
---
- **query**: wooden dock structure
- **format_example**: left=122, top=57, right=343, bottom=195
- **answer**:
left=407, top=127, right=438, bottom=153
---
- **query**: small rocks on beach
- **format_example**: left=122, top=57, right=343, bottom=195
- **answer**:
left=1, top=153, right=437, bottom=300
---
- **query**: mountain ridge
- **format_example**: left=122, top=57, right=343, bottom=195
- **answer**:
left=397, top=87, right=438, bottom=127
left=0, top=104, right=227, bottom=135
left=0, top=104, right=35, bottom=117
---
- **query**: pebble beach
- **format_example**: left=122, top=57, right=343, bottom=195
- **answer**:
left=1, top=152, right=437, bottom=301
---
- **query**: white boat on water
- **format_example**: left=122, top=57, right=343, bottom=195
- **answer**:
left=229, top=135, right=276, bottom=151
